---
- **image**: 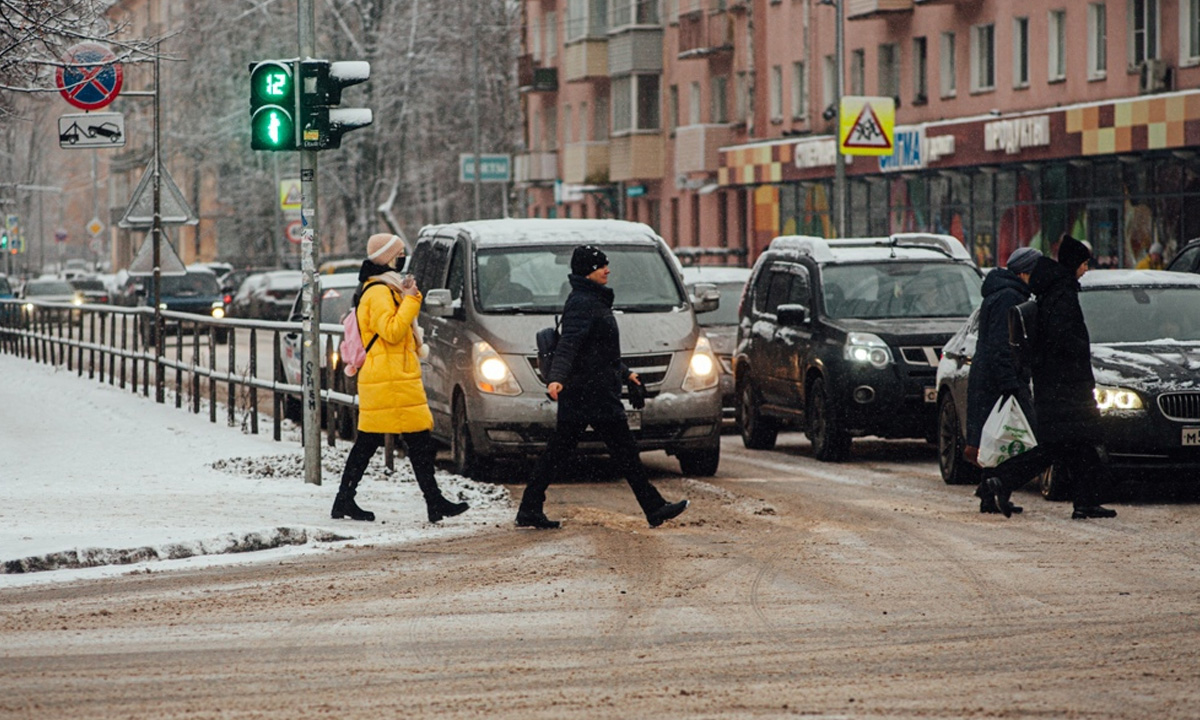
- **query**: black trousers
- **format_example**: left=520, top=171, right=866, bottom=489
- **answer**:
left=989, top=438, right=1108, bottom=507
left=340, top=429, right=441, bottom=500
left=520, top=418, right=666, bottom=516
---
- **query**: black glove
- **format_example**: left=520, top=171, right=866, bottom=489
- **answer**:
left=626, top=378, right=646, bottom=409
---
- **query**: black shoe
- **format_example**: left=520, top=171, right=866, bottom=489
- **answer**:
left=331, top=493, right=375, bottom=522
left=983, top=477, right=1018, bottom=519
left=1072, top=505, right=1117, bottom=520
left=647, top=499, right=689, bottom=528
left=516, top=510, right=561, bottom=529
left=427, top=498, right=469, bottom=523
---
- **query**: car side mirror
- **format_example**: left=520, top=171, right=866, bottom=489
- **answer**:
left=691, top=282, right=720, bottom=314
left=424, top=288, right=454, bottom=317
left=776, top=303, right=811, bottom=326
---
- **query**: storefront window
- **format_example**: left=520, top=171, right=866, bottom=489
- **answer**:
left=849, top=179, right=869, bottom=237
left=868, top=178, right=889, bottom=236
left=972, top=172, right=995, bottom=267
left=780, top=184, right=800, bottom=236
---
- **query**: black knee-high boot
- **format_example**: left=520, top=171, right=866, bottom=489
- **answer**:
left=406, top=431, right=468, bottom=522
left=333, top=433, right=382, bottom=521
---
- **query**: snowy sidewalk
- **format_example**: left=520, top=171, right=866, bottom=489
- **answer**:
left=0, top=354, right=512, bottom=587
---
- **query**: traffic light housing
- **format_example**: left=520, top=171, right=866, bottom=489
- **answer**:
left=249, top=60, right=298, bottom=151
left=298, top=60, right=373, bottom=150
left=0, top=231, right=7, bottom=251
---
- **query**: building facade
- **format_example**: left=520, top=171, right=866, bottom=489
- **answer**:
left=517, top=0, right=1200, bottom=268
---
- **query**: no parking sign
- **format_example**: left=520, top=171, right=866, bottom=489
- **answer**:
left=56, top=43, right=123, bottom=111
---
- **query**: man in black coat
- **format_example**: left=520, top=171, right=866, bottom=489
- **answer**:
left=515, top=245, right=689, bottom=529
left=966, top=247, right=1041, bottom=514
left=980, top=235, right=1117, bottom=520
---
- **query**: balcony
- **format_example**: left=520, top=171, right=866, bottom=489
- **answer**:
left=673, top=123, right=735, bottom=175
left=678, top=10, right=734, bottom=59
left=610, top=133, right=663, bottom=181
left=517, top=54, right=559, bottom=92
left=564, top=40, right=608, bottom=82
left=608, top=29, right=664, bottom=76
left=847, top=0, right=913, bottom=17
left=514, top=151, right=558, bottom=183
left=563, top=142, right=610, bottom=184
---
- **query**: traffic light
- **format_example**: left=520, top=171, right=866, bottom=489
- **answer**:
left=297, top=60, right=373, bottom=150
left=249, top=60, right=298, bottom=151
left=0, top=231, right=7, bottom=251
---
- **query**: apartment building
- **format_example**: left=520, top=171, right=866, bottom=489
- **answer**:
left=517, top=0, right=1200, bottom=268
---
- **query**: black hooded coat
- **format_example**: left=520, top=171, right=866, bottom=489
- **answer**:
left=966, top=268, right=1033, bottom=448
left=1027, top=255, right=1100, bottom=445
left=547, top=273, right=631, bottom=424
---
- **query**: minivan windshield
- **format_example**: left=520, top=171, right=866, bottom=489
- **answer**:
left=820, top=262, right=982, bottom=319
left=475, top=245, right=686, bottom=313
left=156, top=272, right=221, bottom=296
left=1081, top=286, right=1200, bottom=343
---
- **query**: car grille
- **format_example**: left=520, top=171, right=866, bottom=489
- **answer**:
left=1158, top=392, right=1200, bottom=421
left=899, top=346, right=941, bottom=367
left=525, top=352, right=674, bottom=390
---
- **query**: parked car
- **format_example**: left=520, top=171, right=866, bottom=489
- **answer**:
left=734, top=234, right=983, bottom=460
left=117, top=270, right=229, bottom=343
left=69, top=276, right=110, bottom=304
left=17, top=277, right=83, bottom=323
left=681, top=265, right=753, bottom=424
left=937, top=269, right=1200, bottom=497
left=1166, top=237, right=1200, bottom=275
left=220, top=266, right=278, bottom=296
left=235, top=269, right=303, bottom=320
left=409, top=218, right=724, bottom=477
left=319, top=258, right=362, bottom=275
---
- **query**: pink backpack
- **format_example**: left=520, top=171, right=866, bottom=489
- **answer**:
left=340, top=281, right=389, bottom=377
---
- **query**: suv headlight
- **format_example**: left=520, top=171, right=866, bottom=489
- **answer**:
left=683, top=335, right=719, bottom=392
left=844, top=332, right=893, bottom=369
left=1094, top=385, right=1143, bottom=411
left=210, top=300, right=226, bottom=319
left=473, top=341, right=521, bottom=396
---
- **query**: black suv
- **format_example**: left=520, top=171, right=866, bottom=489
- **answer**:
left=734, top=234, right=983, bottom=460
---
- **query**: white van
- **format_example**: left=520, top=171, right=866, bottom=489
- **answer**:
left=409, top=219, right=724, bottom=477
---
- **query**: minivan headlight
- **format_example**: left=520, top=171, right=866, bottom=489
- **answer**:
left=844, top=332, right=893, bottom=369
left=1094, top=385, right=1143, bottom=411
left=683, top=335, right=719, bottom=392
left=473, top=341, right=521, bottom=396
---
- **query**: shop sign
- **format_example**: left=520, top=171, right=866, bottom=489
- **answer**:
left=879, top=128, right=924, bottom=172
left=926, top=134, right=956, bottom=163
left=985, top=115, right=1051, bottom=155
left=793, top=138, right=842, bottom=169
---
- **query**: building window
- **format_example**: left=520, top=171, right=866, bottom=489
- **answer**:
left=770, top=65, right=783, bottom=121
left=1089, top=4, right=1107, bottom=77
left=823, top=54, right=837, bottom=111
left=940, top=31, right=956, bottom=97
left=1129, top=0, right=1158, bottom=66
left=668, top=84, right=678, bottom=130
left=850, top=49, right=865, bottom=96
left=736, top=71, right=749, bottom=124
left=545, top=106, right=558, bottom=149
left=564, top=104, right=574, bottom=144
left=545, top=12, right=557, bottom=60
left=594, top=94, right=609, bottom=139
left=610, top=0, right=658, bottom=28
left=1185, top=0, right=1200, bottom=62
left=567, top=0, right=609, bottom=40
left=913, top=37, right=928, bottom=103
left=878, top=43, right=899, bottom=99
left=1048, top=10, right=1066, bottom=81
left=530, top=17, right=542, bottom=62
left=791, top=61, right=808, bottom=119
left=970, top=24, right=994, bottom=91
left=611, top=75, right=659, bottom=133
left=1013, top=17, right=1029, bottom=87
left=689, top=80, right=701, bottom=124
left=712, top=74, right=728, bottom=124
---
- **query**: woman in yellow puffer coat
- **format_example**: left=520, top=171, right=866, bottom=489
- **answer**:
left=332, top=233, right=469, bottom=524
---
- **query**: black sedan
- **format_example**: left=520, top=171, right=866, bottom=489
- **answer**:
left=936, top=269, right=1200, bottom=498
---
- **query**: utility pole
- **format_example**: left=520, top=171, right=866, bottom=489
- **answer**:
left=830, top=0, right=846, bottom=238
left=472, top=0, right=482, bottom=219
left=153, top=42, right=165, bottom=403
left=299, top=0, right=323, bottom=486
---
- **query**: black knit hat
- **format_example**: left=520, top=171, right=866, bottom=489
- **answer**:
left=571, top=245, right=609, bottom=276
left=1057, top=235, right=1091, bottom=272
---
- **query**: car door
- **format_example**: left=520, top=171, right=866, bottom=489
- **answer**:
left=414, top=236, right=456, bottom=432
left=773, top=263, right=815, bottom=412
left=757, top=263, right=798, bottom=409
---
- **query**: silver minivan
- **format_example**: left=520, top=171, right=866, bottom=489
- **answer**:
left=409, top=218, right=724, bottom=477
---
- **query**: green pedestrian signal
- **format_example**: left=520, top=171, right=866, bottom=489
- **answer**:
left=0, top=231, right=7, bottom=250
left=249, top=60, right=297, bottom=151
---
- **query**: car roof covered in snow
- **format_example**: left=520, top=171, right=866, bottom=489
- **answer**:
left=1080, top=268, right=1200, bottom=289
left=418, top=218, right=664, bottom=248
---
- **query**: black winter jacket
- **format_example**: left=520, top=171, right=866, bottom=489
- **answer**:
left=966, top=268, right=1033, bottom=448
left=548, top=274, right=632, bottom=423
left=1027, top=256, right=1100, bottom=444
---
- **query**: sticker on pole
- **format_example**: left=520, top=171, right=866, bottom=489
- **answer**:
left=56, top=43, right=124, bottom=111
left=839, top=96, right=894, bottom=157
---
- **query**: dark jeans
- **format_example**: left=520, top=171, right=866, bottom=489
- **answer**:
left=520, top=418, right=666, bottom=516
left=989, top=438, right=1109, bottom=507
left=340, top=429, right=440, bottom=500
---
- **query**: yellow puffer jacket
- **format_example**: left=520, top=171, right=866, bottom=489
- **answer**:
left=355, top=282, right=433, bottom=434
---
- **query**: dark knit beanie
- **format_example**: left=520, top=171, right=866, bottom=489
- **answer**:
left=1056, top=235, right=1091, bottom=272
left=571, top=245, right=609, bottom=276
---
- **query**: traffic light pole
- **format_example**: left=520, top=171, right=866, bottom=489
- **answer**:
left=299, top=0, right=322, bottom=486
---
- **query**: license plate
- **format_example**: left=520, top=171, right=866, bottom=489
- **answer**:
left=924, top=387, right=937, bottom=403
left=626, top=410, right=642, bottom=431
left=1184, top=427, right=1200, bottom=446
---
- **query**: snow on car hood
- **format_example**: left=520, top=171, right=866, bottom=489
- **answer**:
left=468, top=309, right=698, bottom=356
left=833, top=317, right=969, bottom=344
left=1091, top=342, right=1200, bottom=390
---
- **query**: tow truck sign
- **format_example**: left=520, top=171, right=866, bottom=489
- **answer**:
left=58, top=112, right=126, bottom=149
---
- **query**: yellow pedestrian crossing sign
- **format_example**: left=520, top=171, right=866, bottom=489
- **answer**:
left=280, top=179, right=302, bottom=210
left=839, top=96, right=895, bottom=156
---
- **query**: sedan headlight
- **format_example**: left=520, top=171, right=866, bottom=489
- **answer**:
left=683, top=335, right=720, bottom=392
left=844, top=332, right=893, bottom=369
left=72, top=293, right=84, bottom=306
left=1094, top=385, right=1143, bottom=411
left=472, top=341, right=521, bottom=396
left=210, top=301, right=225, bottom=319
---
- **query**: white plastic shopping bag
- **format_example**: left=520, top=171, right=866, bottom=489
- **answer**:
left=977, top=395, right=1038, bottom=468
